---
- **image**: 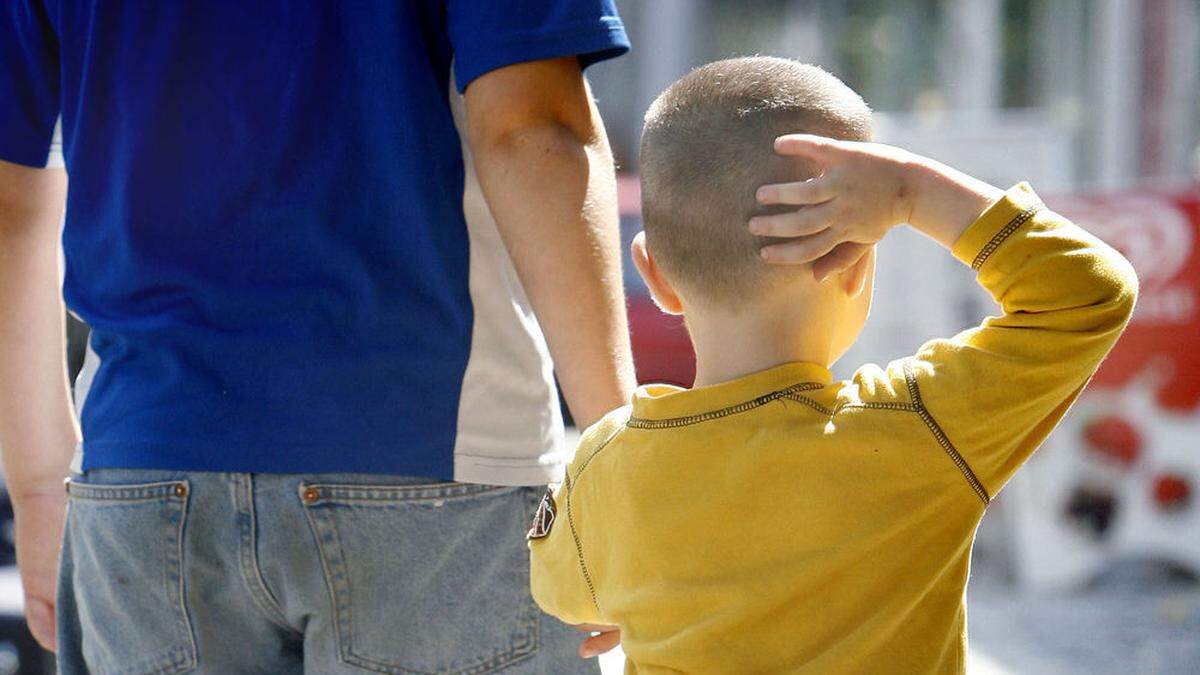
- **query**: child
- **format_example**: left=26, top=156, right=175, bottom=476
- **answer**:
left=528, top=57, right=1137, bottom=673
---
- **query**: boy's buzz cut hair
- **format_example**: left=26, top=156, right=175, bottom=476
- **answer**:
left=640, top=57, right=872, bottom=303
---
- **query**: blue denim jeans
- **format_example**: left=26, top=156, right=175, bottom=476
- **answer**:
left=56, top=469, right=597, bottom=674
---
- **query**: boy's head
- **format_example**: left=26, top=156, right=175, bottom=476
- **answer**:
left=635, top=57, right=874, bottom=365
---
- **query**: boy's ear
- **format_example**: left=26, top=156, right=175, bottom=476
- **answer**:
left=838, top=245, right=875, bottom=298
left=631, top=231, right=684, bottom=315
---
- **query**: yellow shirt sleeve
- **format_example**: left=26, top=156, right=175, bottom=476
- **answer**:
left=887, top=183, right=1138, bottom=499
left=528, top=473, right=603, bottom=626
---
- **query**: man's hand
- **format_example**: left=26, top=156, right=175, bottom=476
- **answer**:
left=12, top=487, right=66, bottom=651
left=576, top=623, right=620, bottom=659
left=750, top=134, right=1003, bottom=279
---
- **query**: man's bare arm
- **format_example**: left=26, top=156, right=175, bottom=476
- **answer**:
left=464, top=57, right=635, bottom=430
left=0, top=158, right=75, bottom=650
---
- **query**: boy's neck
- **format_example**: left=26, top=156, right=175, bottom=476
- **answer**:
left=686, top=298, right=835, bottom=388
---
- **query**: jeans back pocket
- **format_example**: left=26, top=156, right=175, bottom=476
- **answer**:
left=65, top=479, right=196, bottom=675
left=300, top=481, right=540, bottom=674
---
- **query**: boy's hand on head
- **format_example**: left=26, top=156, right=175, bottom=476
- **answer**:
left=752, top=134, right=1005, bottom=279
left=750, top=134, right=917, bottom=280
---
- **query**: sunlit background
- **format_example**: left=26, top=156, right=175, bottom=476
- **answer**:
left=587, top=1, right=1200, bottom=673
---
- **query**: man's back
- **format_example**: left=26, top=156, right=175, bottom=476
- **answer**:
left=2, top=1, right=636, bottom=662
left=2, top=0, right=627, bottom=480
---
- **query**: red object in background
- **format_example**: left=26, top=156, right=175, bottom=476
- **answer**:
left=1051, top=187, right=1200, bottom=412
left=1152, top=473, right=1192, bottom=511
left=1082, top=415, right=1143, bottom=467
left=628, top=296, right=695, bottom=387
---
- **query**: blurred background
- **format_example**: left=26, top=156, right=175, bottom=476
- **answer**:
left=585, top=1, right=1199, bottom=673
left=0, top=1, right=1194, bottom=674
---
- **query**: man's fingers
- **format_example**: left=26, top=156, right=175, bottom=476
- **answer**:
left=25, top=596, right=56, bottom=652
left=750, top=204, right=834, bottom=237
left=812, top=242, right=871, bottom=281
left=760, top=228, right=841, bottom=265
left=773, top=133, right=842, bottom=159
left=756, top=176, right=835, bottom=207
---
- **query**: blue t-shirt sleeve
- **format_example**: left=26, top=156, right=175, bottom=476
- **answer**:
left=0, top=1, right=60, bottom=168
left=447, top=0, right=630, bottom=93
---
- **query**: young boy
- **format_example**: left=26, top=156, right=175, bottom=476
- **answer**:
left=528, top=57, right=1137, bottom=673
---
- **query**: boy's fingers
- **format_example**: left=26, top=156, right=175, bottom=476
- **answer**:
left=576, top=624, right=621, bottom=658
left=749, top=206, right=832, bottom=238
left=756, top=177, right=835, bottom=206
left=774, top=134, right=841, bottom=159
left=812, top=242, right=870, bottom=281
left=579, top=630, right=621, bottom=658
left=574, top=623, right=616, bottom=632
left=759, top=228, right=840, bottom=265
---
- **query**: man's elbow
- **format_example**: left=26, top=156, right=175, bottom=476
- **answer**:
left=470, top=114, right=597, bottom=167
left=466, top=80, right=604, bottom=162
left=463, top=57, right=606, bottom=164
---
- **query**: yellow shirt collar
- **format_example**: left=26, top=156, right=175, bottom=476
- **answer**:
left=631, top=361, right=833, bottom=422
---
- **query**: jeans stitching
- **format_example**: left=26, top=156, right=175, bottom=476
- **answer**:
left=315, top=507, right=423, bottom=675
left=326, top=508, right=363, bottom=670
left=170, top=481, right=198, bottom=674
left=299, top=485, right=539, bottom=674
left=299, top=497, right=358, bottom=668
left=233, top=475, right=295, bottom=633
left=66, top=480, right=184, bottom=502
left=304, top=482, right=511, bottom=504
left=66, top=479, right=197, bottom=675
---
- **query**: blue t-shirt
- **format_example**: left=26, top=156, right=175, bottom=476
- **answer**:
left=0, top=1, right=628, bottom=481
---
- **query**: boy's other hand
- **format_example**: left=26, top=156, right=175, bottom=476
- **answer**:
left=749, top=134, right=917, bottom=280
left=576, top=623, right=621, bottom=658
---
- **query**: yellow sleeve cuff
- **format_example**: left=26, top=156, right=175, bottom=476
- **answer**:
left=950, top=182, right=1044, bottom=270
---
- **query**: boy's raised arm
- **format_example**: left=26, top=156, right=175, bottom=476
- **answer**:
left=755, top=139, right=1138, bottom=500
left=898, top=183, right=1137, bottom=499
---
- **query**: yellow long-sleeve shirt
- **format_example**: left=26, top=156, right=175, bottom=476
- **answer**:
left=529, top=183, right=1138, bottom=673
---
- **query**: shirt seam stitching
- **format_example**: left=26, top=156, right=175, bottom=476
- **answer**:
left=779, top=393, right=919, bottom=416
left=971, top=204, right=1043, bottom=270
left=903, top=361, right=991, bottom=504
left=625, top=382, right=824, bottom=429
left=562, top=473, right=601, bottom=615
left=565, top=423, right=625, bottom=616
